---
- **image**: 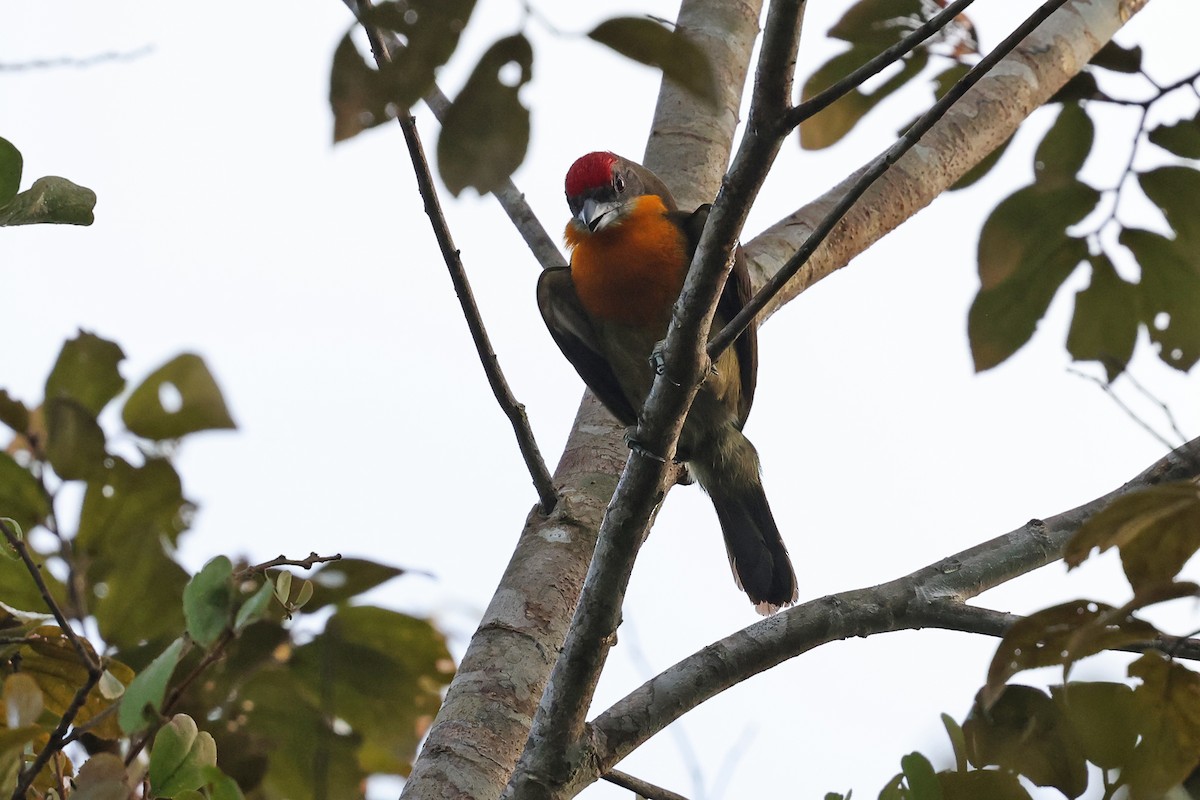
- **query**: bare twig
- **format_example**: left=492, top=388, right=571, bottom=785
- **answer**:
left=353, top=3, right=559, bottom=513
left=1068, top=367, right=1195, bottom=461
left=0, top=46, right=154, bottom=71
left=709, top=0, right=1076, bottom=360
left=586, top=437, right=1200, bottom=774
left=603, top=770, right=691, bottom=800
left=0, top=518, right=98, bottom=672
left=784, top=0, right=981, bottom=129
left=237, top=551, right=342, bottom=578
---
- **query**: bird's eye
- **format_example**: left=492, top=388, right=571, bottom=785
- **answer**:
left=613, top=174, right=626, bottom=193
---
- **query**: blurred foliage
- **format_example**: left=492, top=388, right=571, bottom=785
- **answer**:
left=328, top=2, right=717, bottom=195
left=0, top=137, right=95, bottom=227
left=801, top=0, right=1200, bottom=380
left=0, top=333, right=454, bottom=800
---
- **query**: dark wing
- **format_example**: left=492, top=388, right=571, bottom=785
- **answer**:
left=672, top=205, right=759, bottom=426
left=537, top=266, right=639, bottom=425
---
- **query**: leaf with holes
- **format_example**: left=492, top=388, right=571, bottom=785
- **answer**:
left=969, top=181, right=1096, bottom=371
left=1122, top=228, right=1200, bottom=371
left=964, top=685, right=1088, bottom=799
left=1066, top=255, right=1138, bottom=380
left=438, top=35, right=531, bottom=196
left=1066, top=481, right=1200, bottom=592
left=123, top=354, right=235, bottom=440
left=1123, top=652, right=1200, bottom=799
left=982, top=600, right=1158, bottom=707
left=588, top=17, right=717, bottom=109
left=329, top=0, right=476, bottom=142
left=45, top=332, right=125, bottom=417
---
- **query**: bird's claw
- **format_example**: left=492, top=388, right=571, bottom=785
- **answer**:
left=647, top=341, right=676, bottom=383
left=623, top=427, right=667, bottom=463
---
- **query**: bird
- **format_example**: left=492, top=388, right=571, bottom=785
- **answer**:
left=537, top=151, right=798, bottom=613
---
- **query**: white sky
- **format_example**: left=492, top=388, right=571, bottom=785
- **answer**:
left=3, top=1, right=1199, bottom=798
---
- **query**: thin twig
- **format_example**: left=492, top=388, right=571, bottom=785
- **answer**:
left=784, top=0, right=981, bottom=129
left=0, top=518, right=98, bottom=672
left=708, top=0, right=1076, bottom=360
left=353, top=2, right=559, bottom=513
left=0, top=46, right=154, bottom=71
left=1067, top=367, right=1194, bottom=460
left=603, top=770, right=691, bottom=800
left=237, top=551, right=342, bottom=578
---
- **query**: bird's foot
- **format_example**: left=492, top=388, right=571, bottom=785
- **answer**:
left=648, top=341, right=719, bottom=383
left=623, top=427, right=667, bottom=463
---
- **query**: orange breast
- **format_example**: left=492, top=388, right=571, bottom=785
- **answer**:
left=566, top=195, right=689, bottom=329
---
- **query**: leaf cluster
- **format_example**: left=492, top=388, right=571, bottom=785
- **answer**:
left=0, top=334, right=453, bottom=800
left=0, top=138, right=95, bottom=227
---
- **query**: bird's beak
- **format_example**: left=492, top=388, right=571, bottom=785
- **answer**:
left=577, top=198, right=625, bottom=232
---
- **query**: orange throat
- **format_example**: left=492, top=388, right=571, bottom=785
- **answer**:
left=565, top=195, right=688, bottom=329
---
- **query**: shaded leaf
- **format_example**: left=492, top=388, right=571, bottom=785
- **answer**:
left=941, top=713, right=968, bottom=773
left=0, top=390, right=29, bottom=435
left=437, top=35, right=532, bottom=196
left=983, top=600, right=1158, bottom=705
left=0, top=137, right=21, bottom=205
left=1065, top=481, right=1200, bottom=592
left=329, top=0, right=476, bottom=142
left=1139, top=165, right=1200, bottom=245
left=1048, top=71, right=1102, bottom=104
left=1090, top=40, right=1143, bottom=73
left=22, top=626, right=135, bottom=740
left=119, top=637, right=184, bottom=734
left=1066, top=254, right=1138, bottom=380
left=801, top=49, right=927, bottom=150
left=1123, top=228, right=1200, bottom=371
left=3, top=673, right=44, bottom=728
left=1148, top=113, right=1200, bottom=159
left=201, top=765, right=245, bottom=800
left=1034, top=103, right=1094, bottom=185
left=964, top=685, right=1088, bottom=798
left=0, top=176, right=96, bottom=226
left=0, top=452, right=50, bottom=533
left=123, top=353, right=236, bottom=440
left=44, top=397, right=107, bottom=481
left=829, top=0, right=922, bottom=47
left=900, top=752, right=942, bottom=800
left=72, top=753, right=130, bottom=800
left=45, top=332, right=125, bottom=417
left=233, top=579, right=275, bottom=632
left=937, top=770, right=1032, bottom=800
left=183, top=556, right=234, bottom=647
left=1051, top=682, right=1138, bottom=770
left=588, top=17, right=717, bottom=109
left=1124, top=652, right=1200, bottom=799
left=304, top=557, right=406, bottom=610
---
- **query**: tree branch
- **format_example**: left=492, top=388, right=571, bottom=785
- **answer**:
left=586, top=437, right=1200, bottom=775
left=603, top=770, right=691, bottom=800
left=354, top=2, right=558, bottom=513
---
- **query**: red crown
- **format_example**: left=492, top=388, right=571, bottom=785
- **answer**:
left=565, top=151, right=619, bottom=198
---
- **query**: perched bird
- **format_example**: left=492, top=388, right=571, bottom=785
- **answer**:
left=537, top=151, right=798, bottom=613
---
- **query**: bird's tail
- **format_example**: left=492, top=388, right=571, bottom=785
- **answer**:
left=689, top=428, right=798, bottom=614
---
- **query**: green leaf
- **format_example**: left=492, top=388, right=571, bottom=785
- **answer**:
left=1065, top=481, right=1200, bottom=592
left=1139, top=165, right=1200, bottom=245
left=1089, top=40, right=1143, bottom=73
left=1051, top=682, right=1138, bottom=770
left=0, top=451, right=49, bottom=533
left=0, top=390, right=29, bottom=434
left=1122, top=228, right=1200, bottom=371
left=1034, top=103, right=1094, bottom=185
left=937, top=770, right=1032, bottom=800
left=437, top=35, right=532, bottom=196
left=941, top=713, right=968, bottom=773
left=304, top=558, right=406, bottom=610
left=1124, top=652, right=1200, bottom=799
left=45, top=332, right=125, bottom=417
left=120, top=637, right=184, bottom=734
left=900, top=752, right=942, bottom=800
left=0, top=137, right=21, bottom=206
left=1048, top=71, right=1101, bottom=105
left=183, top=557, right=234, bottom=647
left=150, top=714, right=217, bottom=797
left=829, top=0, right=923, bottom=47
left=0, top=176, right=96, bottom=226
left=201, top=766, right=245, bottom=800
left=801, top=48, right=927, bottom=150
left=234, top=580, right=275, bottom=632
left=44, top=397, right=107, bottom=481
left=22, top=626, right=135, bottom=740
left=122, top=353, right=236, bottom=440
left=588, top=17, right=717, bottom=109
left=983, top=600, right=1158, bottom=705
left=969, top=181, right=1096, bottom=370
left=274, top=571, right=292, bottom=605
left=329, top=0, right=476, bottom=142
left=1148, top=113, right=1200, bottom=159
left=964, top=685, right=1088, bottom=798
left=1066, top=255, right=1139, bottom=380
